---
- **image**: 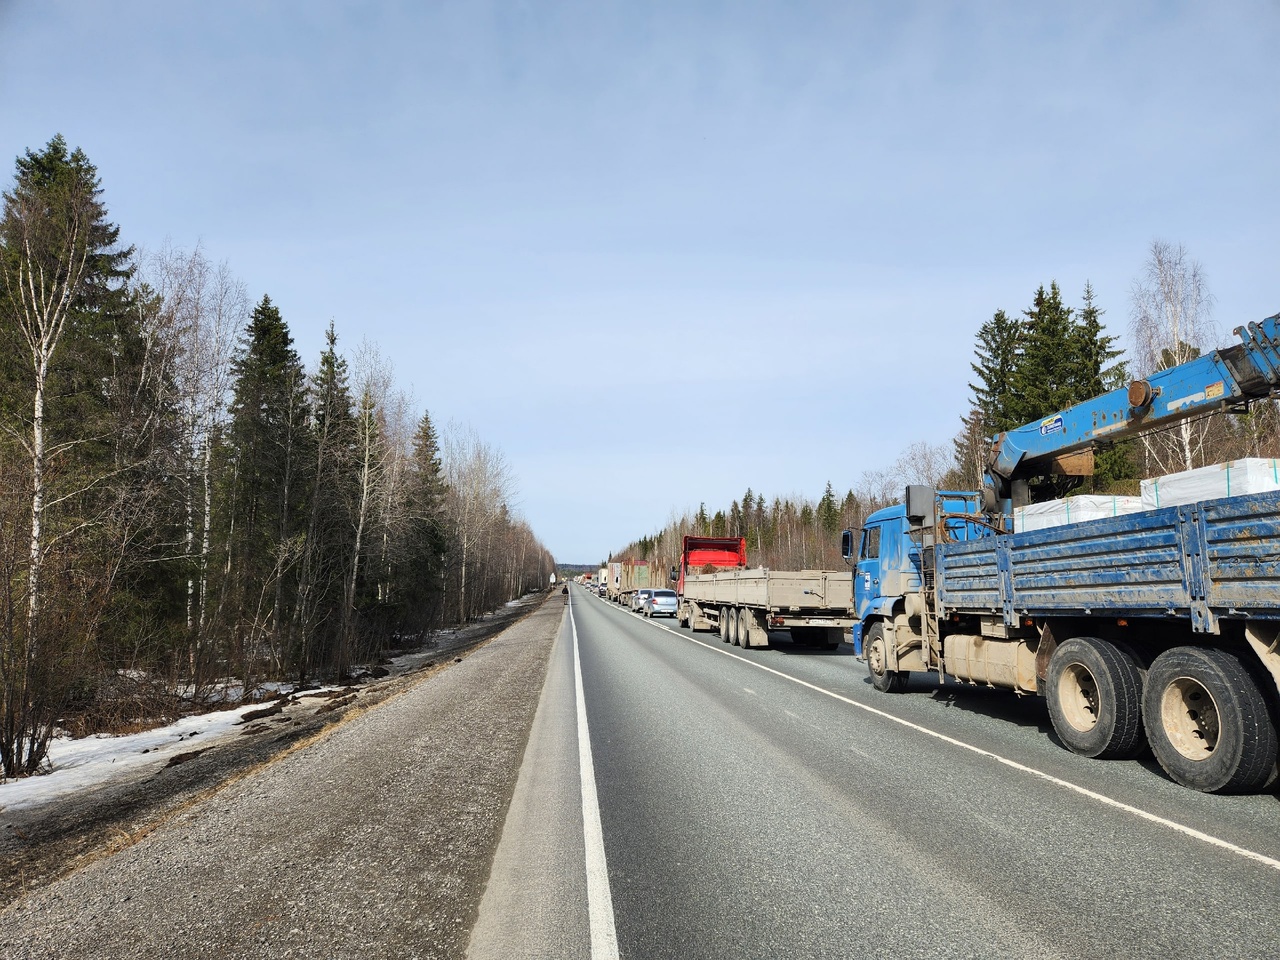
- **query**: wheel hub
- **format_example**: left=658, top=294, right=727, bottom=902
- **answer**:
left=1161, top=676, right=1220, bottom=760
left=868, top=639, right=885, bottom=676
left=1058, top=662, right=1100, bottom=732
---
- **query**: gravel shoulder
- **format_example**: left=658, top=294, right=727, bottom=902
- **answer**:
left=0, top=593, right=565, bottom=960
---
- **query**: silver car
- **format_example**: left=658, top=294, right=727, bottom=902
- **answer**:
left=643, top=589, right=679, bottom=618
left=630, top=589, right=654, bottom=612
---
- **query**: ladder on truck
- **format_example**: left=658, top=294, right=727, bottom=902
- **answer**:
left=907, top=522, right=944, bottom=676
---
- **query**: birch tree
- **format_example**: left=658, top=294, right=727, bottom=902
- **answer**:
left=140, top=243, right=243, bottom=680
left=442, top=424, right=513, bottom=623
left=1130, top=240, right=1219, bottom=472
left=0, top=136, right=134, bottom=774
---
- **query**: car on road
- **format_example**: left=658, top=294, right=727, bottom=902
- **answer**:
left=643, top=589, right=678, bottom=618
left=630, top=588, right=654, bottom=612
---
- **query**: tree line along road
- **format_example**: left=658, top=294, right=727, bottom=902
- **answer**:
left=5, top=583, right=1279, bottom=958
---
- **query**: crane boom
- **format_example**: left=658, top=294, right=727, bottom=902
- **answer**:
left=986, top=311, right=1280, bottom=509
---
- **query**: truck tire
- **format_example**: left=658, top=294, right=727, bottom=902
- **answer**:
left=728, top=608, right=741, bottom=646
left=865, top=622, right=907, bottom=693
left=1143, top=646, right=1278, bottom=793
left=1045, top=637, right=1146, bottom=760
left=719, top=607, right=730, bottom=643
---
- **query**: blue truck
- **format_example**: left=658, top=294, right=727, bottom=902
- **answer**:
left=842, top=313, right=1280, bottom=793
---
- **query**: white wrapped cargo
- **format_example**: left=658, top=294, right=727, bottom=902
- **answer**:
left=1013, top=495, right=1144, bottom=533
left=1140, top=458, right=1280, bottom=509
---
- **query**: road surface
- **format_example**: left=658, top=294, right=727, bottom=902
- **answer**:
left=471, top=583, right=1280, bottom=959
left=6, top=584, right=1279, bottom=959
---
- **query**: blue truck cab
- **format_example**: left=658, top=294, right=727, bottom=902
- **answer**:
left=843, top=490, right=986, bottom=654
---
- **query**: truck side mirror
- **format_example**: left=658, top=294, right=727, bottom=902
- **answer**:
left=669, top=566, right=678, bottom=582
left=840, top=529, right=854, bottom=561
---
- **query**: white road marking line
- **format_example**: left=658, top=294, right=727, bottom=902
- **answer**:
left=646, top=617, right=1280, bottom=875
left=568, top=594, right=621, bottom=959
left=744, top=687, right=757, bottom=695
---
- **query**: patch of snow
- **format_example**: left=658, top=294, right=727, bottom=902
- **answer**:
left=0, top=702, right=265, bottom=814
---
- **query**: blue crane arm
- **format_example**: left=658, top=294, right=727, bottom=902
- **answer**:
left=988, top=312, right=1280, bottom=492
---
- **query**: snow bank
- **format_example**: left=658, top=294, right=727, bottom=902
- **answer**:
left=0, top=703, right=264, bottom=813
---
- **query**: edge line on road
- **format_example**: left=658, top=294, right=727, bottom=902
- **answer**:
left=589, top=592, right=1280, bottom=875
left=569, top=593, right=621, bottom=959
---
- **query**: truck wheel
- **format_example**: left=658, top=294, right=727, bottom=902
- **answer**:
left=719, top=607, right=730, bottom=643
left=865, top=622, right=907, bottom=693
left=728, top=608, right=740, bottom=646
left=1046, top=637, right=1146, bottom=760
left=1143, top=647, right=1278, bottom=793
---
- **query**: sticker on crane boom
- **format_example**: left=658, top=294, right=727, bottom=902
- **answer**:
left=1206, top=380, right=1225, bottom=400
left=1038, top=414, right=1065, bottom=436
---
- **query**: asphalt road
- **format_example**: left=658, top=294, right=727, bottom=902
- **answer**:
left=472, top=583, right=1280, bottom=960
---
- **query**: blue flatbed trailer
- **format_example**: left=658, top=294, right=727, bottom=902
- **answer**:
left=937, top=489, right=1280, bottom=635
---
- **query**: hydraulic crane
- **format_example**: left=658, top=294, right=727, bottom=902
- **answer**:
left=985, top=311, right=1280, bottom=515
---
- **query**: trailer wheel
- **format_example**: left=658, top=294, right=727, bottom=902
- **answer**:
left=727, top=608, right=740, bottom=646
left=1143, top=647, right=1277, bottom=793
left=865, top=622, right=907, bottom=693
left=719, top=607, right=730, bottom=643
left=1046, top=637, right=1146, bottom=760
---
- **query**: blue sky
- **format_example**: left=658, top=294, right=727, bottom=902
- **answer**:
left=3, top=1, right=1278, bottom=562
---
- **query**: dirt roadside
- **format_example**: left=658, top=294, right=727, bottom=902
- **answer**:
left=0, top=593, right=555, bottom=911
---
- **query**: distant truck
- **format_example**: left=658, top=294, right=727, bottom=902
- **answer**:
left=616, top=559, right=651, bottom=607
left=673, top=536, right=854, bottom=649
left=606, top=561, right=622, bottom=602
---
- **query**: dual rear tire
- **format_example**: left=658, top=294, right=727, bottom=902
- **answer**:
left=1045, top=638, right=1278, bottom=793
left=1143, top=646, right=1277, bottom=793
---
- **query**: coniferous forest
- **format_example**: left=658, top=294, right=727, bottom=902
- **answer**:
left=0, top=136, right=555, bottom=777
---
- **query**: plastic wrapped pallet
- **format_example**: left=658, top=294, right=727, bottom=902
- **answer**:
left=1140, top=458, right=1280, bottom=509
left=1013, top=495, right=1145, bottom=533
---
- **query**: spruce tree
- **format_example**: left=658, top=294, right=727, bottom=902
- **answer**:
left=968, top=308, right=1022, bottom=433
left=294, top=322, right=355, bottom=678
left=817, top=481, right=841, bottom=535
left=1009, top=282, right=1077, bottom=425
left=397, top=410, right=450, bottom=635
left=1074, top=283, right=1136, bottom=489
left=223, top=295, right=310, bottom=673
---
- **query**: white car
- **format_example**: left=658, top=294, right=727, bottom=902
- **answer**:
left=630, top=589, right=654, bottom=612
